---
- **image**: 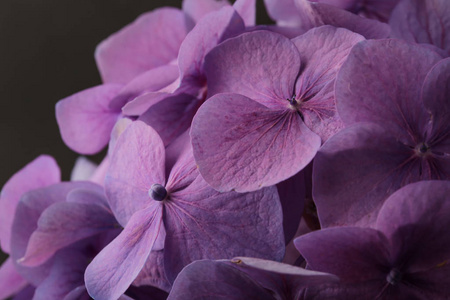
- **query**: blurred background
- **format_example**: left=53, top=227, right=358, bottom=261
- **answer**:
left=0, top=0, right=271, bottom=268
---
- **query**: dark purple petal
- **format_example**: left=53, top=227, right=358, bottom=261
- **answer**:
left=229, top=257, right=338, bottom=297
left=12, top=285, right=35, bottom=300
left=18, top=200, right=117, bottom=267
left=292, top=25, right=364, bottom=141
left=390, top=0, right=450, bottom=55
left=296, top=1, right=391, bottom=39
left=55, top=84, right=123, bottom=154
left=85, top=203, right=164, bottom=300
left=63, top=286, right=90, bottom=300
left=204, top=30, right=301, bottom=110
left=109, top=65, right=180, bottom=111
left=313, top=123, right=421, bottom=227
left=133, top=251, right=171, bottom=292
left=336, top=39, right=442, bottom=144
left=32, top=249, right=87, bottom=300
left=191, top=93, right=320, bottom=192
left=10, top=182, right=100, bottom=286
left=106, top=121, right=166, bottom=226
left=421, top=58, right=450, bottom=161
left=139, top=93, right=200, bottom=147
left=0, top=155, right=60, bottom=253
left=95, top=8, right=191, bottom=84
left=163, top=174, right=284, bottom=282
left=376, top=181, right=450, bottom=273
left=0, top=258, right=27, bottom=299
left=167, top=260, right=276, bottom=300
left=295, top=227, right=390, bottom=283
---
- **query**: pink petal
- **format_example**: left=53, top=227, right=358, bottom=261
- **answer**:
left=0, top=155, right=60, bottom=253
left=55, top=84, right=123, bottom=154
left=95, top=8, right=191, bottom=84
left=182, top=0, right=230, bottom=23
left=233, top=0, right=256, bottom=26
left=0, top=258, right=27, bottom=299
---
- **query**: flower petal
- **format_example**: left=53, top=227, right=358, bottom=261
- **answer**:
left=0, top=155, right=60, bottom=253
left=106, top=121, right=166, bottom=226
left=0, top=258, right=27, bottom=300
left=55, top=84, right=123, bottom=154
left=85, top=203, right=163, bottom=300
left=191, top=93, right=320, bottom=192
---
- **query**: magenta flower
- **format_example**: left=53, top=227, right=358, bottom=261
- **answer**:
left=296, top=181, right=450, bottom=299
left=85, top=121, right=284, bottom=300
left=313, top=40, right=448, bottom=227
left=191, top=26, right=363, bottom=192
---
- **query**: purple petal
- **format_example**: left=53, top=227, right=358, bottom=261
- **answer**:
left=109, top=65, right=180, bottom=111
left=12, top=285, right=35, bottom=300
left=390, top=0, right=450, bottom=55
left=191, top=93, right=320, bottom=192
left=204, top=30, right=301, bottom=110
left=55, top=84, right=123, bottom=154
left=95, top=8, right=191, bottom=84
left=63, top=286, right=90, bottom=300
left=336, top=39, right=442, bottom=144
left=10, top=182, right=100, bottom=286
left=32, top=249, right=87, bottom=300
left=376, top=181, right=450, bottom=273
left=139, top=93, right=200, bottom=146
left=0, top=155, right=60, bottom=253
left=106, top=121, right=166, bottom=226
left=122, top=92, right=172, bottom=117
left=167, top=260, right=276, bottom=300
left=178, top=6, right=245, bottom=82
left=421, top=58, right=450, bottom=160
left=233, top=0, right=256, bottom=26
left=296, top=1, right=391, bottom=39
left=108, top=118, right=132, bottom=157
left=85, top=203, right=164, bottom=300
left=292, top=26, right=364, bottom=141
left=263, top=0, right=303, bottom=26
left=164, top=174, right=284, bottom=282
left=295, top=227, right=390, bottom=283
left=313, top=123, right=422, bottom=227
left=133, top=251, right=171, bottom=292
left=18, top=200, right=117, bottom=267
left=0, top=258, right=27, bottom=299
left=182, top=0, right=230, bottom=23
left=229, top=257, right=338, bottom=297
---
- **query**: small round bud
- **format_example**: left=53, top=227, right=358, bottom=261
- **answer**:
left=149, top=184, right=167, bottom=201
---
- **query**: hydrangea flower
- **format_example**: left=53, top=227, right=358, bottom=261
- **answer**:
left=313, top=39, right=448, bottom=227
left=85, top=121, right=284, bottom=299
left=191, top=26, right=363, bottom=192
left=295, top=181, right=450, bottom=299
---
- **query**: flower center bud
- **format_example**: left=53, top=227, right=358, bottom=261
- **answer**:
left=415, top=142, right=430, bottom=156
left=148, top=184, right=167, bottom=201
left=386, top=268, right=402, bottom=285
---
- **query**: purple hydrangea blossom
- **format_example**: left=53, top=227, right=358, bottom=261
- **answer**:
left=85, top=121, right=284, bottom=299
left=191, top=26, right=363, bottom=193
left=295, top=181, right=450, bottom=299
left=313, top=40, right=449, bottom=227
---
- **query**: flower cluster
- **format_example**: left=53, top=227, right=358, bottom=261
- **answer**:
left=1, top=0, right=449, bottom=299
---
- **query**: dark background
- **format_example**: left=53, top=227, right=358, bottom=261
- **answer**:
left=0, top=0, right=271, bottom=268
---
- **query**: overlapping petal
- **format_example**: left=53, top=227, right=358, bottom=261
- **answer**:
left=0, top=258, right=27, bottom=300
left=390, top=0, right=450, bottom=55
left=55, top=84, right=123, bottom=154
left=85, top=202, right=163, bottom=300
left=95, top=8, right=191, bottom=84
left=105, top=121, right=166, bottom=226
left=0, top=155, right=60, bottom=253
left=336, top=39, right=442, bottom=144
left=191, top=93, right=320, bottom=192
